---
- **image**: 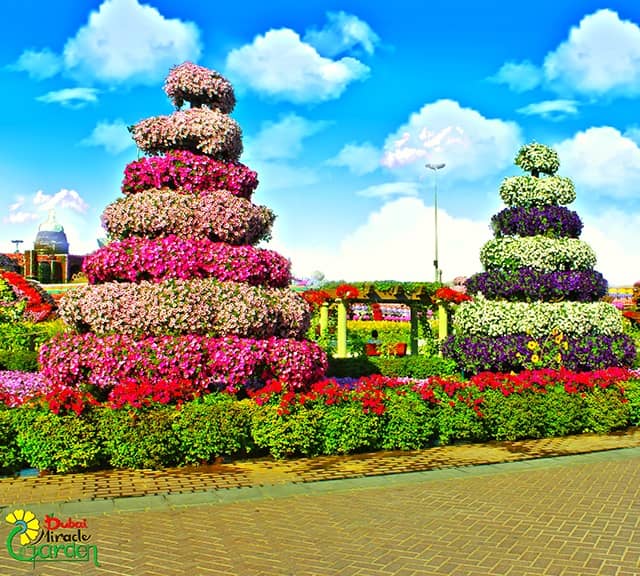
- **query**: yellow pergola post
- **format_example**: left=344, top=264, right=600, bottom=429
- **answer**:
left=438, top=304, right=449, bottom=341
left=319, top=302, right=329, bottom=338
left=336, top=299, right=348, bottom=358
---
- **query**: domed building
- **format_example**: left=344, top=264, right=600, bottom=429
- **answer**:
left=33, top=210, right=69, bottom=254
left=2, top=210, right=85, bottom=284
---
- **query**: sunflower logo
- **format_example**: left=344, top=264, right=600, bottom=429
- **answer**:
left=5, top=509, right=40, bottom=545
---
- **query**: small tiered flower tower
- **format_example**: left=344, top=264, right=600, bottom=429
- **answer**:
left=443, top=142, right=635, bottom=373
left=39, top=62, right=327, bottom=395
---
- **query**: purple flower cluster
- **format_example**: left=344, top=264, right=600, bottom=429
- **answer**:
left=491, top=206, right=583, bottom=238
left=0, top=371, right=51, bottom=407
left=39, top=334, right=328, bottom=393
left=442, top=332, right=635, bottom=374
left=82, top=235, right=291, bottom=287
left=465, top=268, right=607, bottom=302
left=122, top=150, right=258, bottom=198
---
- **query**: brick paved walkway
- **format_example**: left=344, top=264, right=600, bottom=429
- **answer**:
left=2, top=431, right=640, bottom=575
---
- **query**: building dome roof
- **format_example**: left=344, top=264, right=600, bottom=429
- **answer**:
left=34, top=210, right=69, bottom=254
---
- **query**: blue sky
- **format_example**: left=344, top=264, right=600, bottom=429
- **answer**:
left=2, top=0, right=640, bottom=285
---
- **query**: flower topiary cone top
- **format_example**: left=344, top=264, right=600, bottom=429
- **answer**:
left=442, top=142, right=635, bottom=374
left=39, top=62, right=327, bottom=394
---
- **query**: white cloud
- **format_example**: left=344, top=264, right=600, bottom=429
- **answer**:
left=3, top=211, right=39, bottom=225
left=63, top=0, right=201, bottom=84
left=81, top=119, right=134, bottom=154
left=327, top=142, right=381, bottom=175
left=355, top=182, right=419, bottom=198
left=246, top=114, right=328, bottom=161
left=517, top=99, right=579, bottom=120
left=623, top=126, right=640, bottom=145
left=381, top=99, right=522, bottom=181
left=581, top=209, right=640, bottom=285
left=13, top=0, right=201, bottom=86
left=303, top=11, right=379, bottom=57
left=10, top=48, right=62, bottom=80
left=36, top=87, right=99, bottom=108
left=544, top=9, right=640, bottom=97
left=554, top=127, right=640, bottom=197
left=268, top=197, right=491, bottom=282
left=490, top=60, right=543, bottom=92
left=225, top=28, right=369, bottom=103
left=33, top=189, right=89, bottom=213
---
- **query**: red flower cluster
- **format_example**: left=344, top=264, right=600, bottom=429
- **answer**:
left=108, top=377, right=204, bottom=408
left=434, top=286, right=471, bottom=305
left=335, top=284, right=359, bottom=300
left=0, top=270, right=54, bottom=321
left=302, top=290, right=331, bottom=308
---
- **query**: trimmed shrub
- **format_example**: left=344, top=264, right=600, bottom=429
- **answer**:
left=13, top=406, right=103, bottom=473
left=0, top=408, right=24, bottom=474
left=382, top=391, right=438, bottom=450
left=319, top=403, right=383, bottom=455
left=251, top=404, right=323, bottom=459
left=98, top=406, right=181, bottom=469
left=173, top=394, right=256, bottom=463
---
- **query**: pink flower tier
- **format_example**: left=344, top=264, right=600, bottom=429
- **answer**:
left=40, top=62, right=327, bottom=393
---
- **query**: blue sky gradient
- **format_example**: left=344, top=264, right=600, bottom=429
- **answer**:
left=2, top=0, right=640, bottom=284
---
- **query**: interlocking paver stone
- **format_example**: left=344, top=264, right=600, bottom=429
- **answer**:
left=1, top=432, right=640, bottom=574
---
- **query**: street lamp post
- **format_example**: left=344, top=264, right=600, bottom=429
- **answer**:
left=425, top=163, right=445, bottom=283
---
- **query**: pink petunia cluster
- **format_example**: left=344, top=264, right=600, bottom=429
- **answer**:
left=82, top=235, right=291, bottom=287
left=59, top=279, right=310, bottom=338
left=102, top=188, right=274, bottom=245
left=39, top=333, right=328, bottom=392
left=163, top=62, right=236, bottom=112
left=122, top=150, right=258, bottom=198
left=130, top=107, right=243, bottom=159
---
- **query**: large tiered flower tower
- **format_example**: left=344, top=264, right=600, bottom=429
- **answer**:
left=39, top=62, right=327, bottom=396
left=443, top=142, right=635, bottom=373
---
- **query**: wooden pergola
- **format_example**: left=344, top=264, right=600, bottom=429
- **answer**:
left=316, top=284, right=449, bottom=358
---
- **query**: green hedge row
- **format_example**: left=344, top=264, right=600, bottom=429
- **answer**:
left=2, top=380, right=639, bottom=475
left=0, top=320, right=68, bottom=372
left=327, top=355, right=459, bottom=378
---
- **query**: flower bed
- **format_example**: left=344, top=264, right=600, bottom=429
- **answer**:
left=480, top=237, right=596, bottom=272
left=122, top=150, right=258, bottom=198
left=499, top=176, right=575, bottom=207
left=1, top=369, right=637, bottom=472
left=453, top=296, right=623, bottom=338
left=82, top=235, right=291, bottom=286
left=129, top=107, right=243, bottom=159
left=39, top=333, right=327, bottom=392
left=491, top=206, right=582, bottom=238
left=164, top=61, right=236, bottom=112
left=103, top=189, right=274, bottom=244
left=442, top=332, right=635, bottom=373
left=465, top=268, right=607, bottom=302
left=59, top=279, right=310, bottom=338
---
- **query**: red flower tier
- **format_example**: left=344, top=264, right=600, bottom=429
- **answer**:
left=39, top=62, right=327, bottom=393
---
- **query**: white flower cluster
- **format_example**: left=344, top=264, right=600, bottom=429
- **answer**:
left=453, top=295, right=623, bottom=338
left=499, top=176, right=575, bottom=207
left=59, top=279, right=310, bottom=339
left=514, top=142, right=560, bottom=175
left=130, top=107, right=243, bottom=159
left=480, top=237, right=596, bottom=272
left=164, top=62, right=236, bottom=112
left=102, top=188, right=274, bottom=245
